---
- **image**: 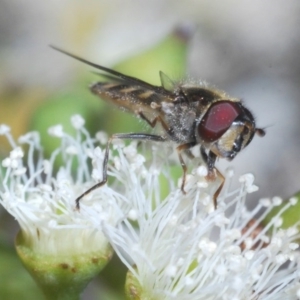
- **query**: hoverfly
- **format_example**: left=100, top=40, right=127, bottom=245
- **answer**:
left=51, top=46, right=265, bottom=210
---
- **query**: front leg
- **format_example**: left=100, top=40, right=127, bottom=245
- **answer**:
left=200, top=146, right=216, bottom=178
left=176, top=142, right=197, bottom=194
left=200, top=147, right=224, bottom=209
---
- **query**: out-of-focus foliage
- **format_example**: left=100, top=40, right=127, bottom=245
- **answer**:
left=30, top=89, right=103, bottom=158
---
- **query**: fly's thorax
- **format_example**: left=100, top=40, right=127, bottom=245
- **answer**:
left=161, top=101, right=197, bottom=143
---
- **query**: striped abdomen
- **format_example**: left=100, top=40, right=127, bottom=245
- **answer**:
left=90, top=82, right=168, bottom=116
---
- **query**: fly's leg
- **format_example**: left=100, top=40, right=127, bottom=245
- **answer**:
left=139, top=112, right=198, bottom=195
left=75, top=133, right=166, bottom=210
left=212, top=168, right=225, bottom=210
left=176, top=142, right=197, bottom=194
left=200, top=147, right=216, bottom=180
left=200, top=146, right=225, bottom=209
left=138, top=111, right=170, bottom=133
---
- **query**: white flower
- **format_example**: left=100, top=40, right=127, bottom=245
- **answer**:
left=0, top=116, right=124, bottom=255
left=102, top=169, right=300, bottom=299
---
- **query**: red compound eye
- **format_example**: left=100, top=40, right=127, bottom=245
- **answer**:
left=198, top=101, right=242, bottom=142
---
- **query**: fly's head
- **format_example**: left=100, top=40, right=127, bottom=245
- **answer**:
left=197, top=100, right=265, bottom=160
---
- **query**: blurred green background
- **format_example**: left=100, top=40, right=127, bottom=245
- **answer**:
left=1, top=0, right=300, bottom=299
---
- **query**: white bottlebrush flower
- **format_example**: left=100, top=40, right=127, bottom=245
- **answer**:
left=103, top=167, right=300, bottom=299
left=0, top=115, right=159, bottom=298
left=0, top=115, right=125, bottom=256
left=0, top=115, right=142, bottom=297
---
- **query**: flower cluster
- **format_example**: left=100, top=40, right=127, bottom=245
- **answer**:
left=0, top=115, right=119, bottom=255
left=104, top=172, right=300, bottom=299
left=0, top=115, right=300, bottom=299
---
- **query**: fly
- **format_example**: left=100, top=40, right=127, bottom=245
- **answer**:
left=51, top=46, right=266, bottom=210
